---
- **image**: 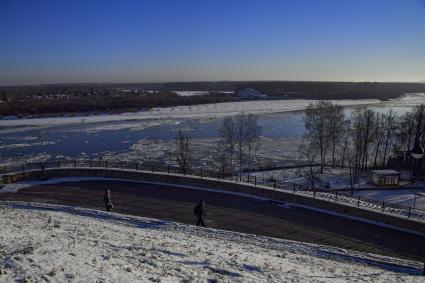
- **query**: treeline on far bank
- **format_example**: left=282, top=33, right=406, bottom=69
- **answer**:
left=0, top=92, right=239, bottom=117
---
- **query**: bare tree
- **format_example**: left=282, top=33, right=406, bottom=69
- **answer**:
left=234, top=112, right=248, bottom=177
left=299, top=141, right=318, bottom=190
left=219, top=116, right=236, bottom=170
left=173, top=129, right=191, bottom=174
left=214, top=138, right=230, bottom=176
left=381, top=110, right=397, bottom=167
left=346, top=148, right=360, bottom=195
left=219, top=112, right=262, bottom=178
left=397, top=112, right=415, bottom=152
left=245, top=114, right=261, bottom=172
left=328, top=104, right=345, bottom=167
left=372, top=112, right=385, bottom=168
left=360, top=108, right=376, bottom=171
left=340, top=119, right=351, bottom=168
left=304, top=101, right=343, bottom=173
left=350, top=109, right=365, bottom=184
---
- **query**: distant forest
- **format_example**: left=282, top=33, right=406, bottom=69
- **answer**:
left=1, top=81, right=425, bottom=117
left=0, top=91, right=238, bottom=117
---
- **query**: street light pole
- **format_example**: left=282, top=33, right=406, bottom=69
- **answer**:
left=410, top=106, right=425, bottom=183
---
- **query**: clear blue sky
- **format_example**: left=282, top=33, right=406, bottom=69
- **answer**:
left=1, top=0, right=425, bottom=85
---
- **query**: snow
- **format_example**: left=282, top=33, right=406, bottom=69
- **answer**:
left=2, top=176, right=425, bottom=235
left=384, top=93, right=425, bottom=107
left=0, top=141, right=54, bottom=150
left=0, top=98, right=380, bottom=127
left=0, top=92, right=423, bottom=128
left=0, top=202, right=422, bottom=283
left=173, top=91, right=210, bottom=96
left=355, top=189, right=425, bottom=210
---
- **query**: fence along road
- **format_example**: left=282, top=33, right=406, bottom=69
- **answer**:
left=1, top=160, right=425, bottom=225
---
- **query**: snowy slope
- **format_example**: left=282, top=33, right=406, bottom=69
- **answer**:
left=0, top=202, right=422, bottom=283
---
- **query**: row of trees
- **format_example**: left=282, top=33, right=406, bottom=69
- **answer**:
left=171, top=112, right=262, bottom=175
left=301, top=101, right=425, bottom=191
left=0, top=92, right=238, bottom=117
left=165, top=102, right=425, bottom=188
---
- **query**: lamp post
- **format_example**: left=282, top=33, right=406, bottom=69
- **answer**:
left=411, top=145, right=425, bottom=278
left=410, top=143, right=424, bottom=183
left=411, top=106, right=425, bottom=183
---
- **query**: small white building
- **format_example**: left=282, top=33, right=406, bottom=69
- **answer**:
left=238, top=88, right=268, bottom=99
left=370, top=170, right=400, bottom=186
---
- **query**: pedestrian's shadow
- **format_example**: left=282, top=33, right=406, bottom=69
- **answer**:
left=5, top=201, right=170, bottom=229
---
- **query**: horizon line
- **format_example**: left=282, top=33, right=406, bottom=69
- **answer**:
left=1, top=79, right=425, bottom=88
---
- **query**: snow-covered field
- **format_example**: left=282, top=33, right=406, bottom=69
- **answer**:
left=0, top=202, right=422, bottom=283
left=0, top=98, right=380, bottom=127
left=2, top=92, right=425, bottom=128
left=355, top=189, right=425, bottom=210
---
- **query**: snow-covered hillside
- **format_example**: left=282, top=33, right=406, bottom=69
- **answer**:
left=0, top=202, right=422, bottom=282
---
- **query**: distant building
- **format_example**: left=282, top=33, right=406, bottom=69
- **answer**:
left=238, top=88, right=268, bottom=99
left=370, top=170, right=400, bottom=186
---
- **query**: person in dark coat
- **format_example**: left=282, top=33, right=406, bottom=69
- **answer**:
left=194, top=200, right=206, bottom=227
left=104, top=189, right=113, bottom=212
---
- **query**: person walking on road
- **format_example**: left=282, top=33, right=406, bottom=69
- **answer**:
left=104, top=189, right=113, bottom=212
left=194, top=200, right=207, bottom=227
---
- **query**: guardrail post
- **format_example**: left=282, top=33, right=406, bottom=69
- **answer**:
left=58, top=160, right=60, bottom=168
left=74, top=160, right=77, bottom=168
left=335, top=191, right=338, bottom=202
left=254, top=176, right=257, bottom=186
left=120, top=162, right=123, bottom=170
left=151, top=165, right=154, bottom=173
left=135, top=162, right=138, bottom=171
left=200, top=169, right=203, bottom=179
left=408, top=207, right=411, bottom=218
left=105, top=161, right=108, bottom=168
left=247, top=175, right=250, bottom=183
left=357, top=196, right=360, bottom=207
left=273, top=180, right=276, bottom=190
left=2, top=166, right=6, bottom=174
left=239, top=173, right=242, bottom=182
left=217, top=172, right=220, bottom=179
left=167, top=165, right=170, bottom=174
left=313, top=190, right=316, bottom=198
left=22, top=164, right=25, bottom=172
left=382, top=201, right=385, bottom=212
left=293, top=183, right=296, bottom=193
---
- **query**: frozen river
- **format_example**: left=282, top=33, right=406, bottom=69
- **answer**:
left=0, top=93, right=424, bottom=166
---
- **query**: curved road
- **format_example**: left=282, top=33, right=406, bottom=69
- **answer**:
left=0, top=179, right=424, bottom=261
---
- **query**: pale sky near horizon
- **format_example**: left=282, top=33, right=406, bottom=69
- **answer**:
left=1, top=0, right=425, bottom=86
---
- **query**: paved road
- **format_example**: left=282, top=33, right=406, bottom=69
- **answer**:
left=1, top=179, right=424, bottom=261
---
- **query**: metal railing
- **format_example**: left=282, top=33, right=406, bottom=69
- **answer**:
left=1, top=159, right=425, bottom=223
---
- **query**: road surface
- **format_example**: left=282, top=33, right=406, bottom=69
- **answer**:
left=0, top=179, right=424, bottom=261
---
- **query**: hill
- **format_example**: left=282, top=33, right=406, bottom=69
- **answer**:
left=0, top=202, right=422, bottom=282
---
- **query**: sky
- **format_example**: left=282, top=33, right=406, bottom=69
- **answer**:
left=1, top=0, right=425, bottom=85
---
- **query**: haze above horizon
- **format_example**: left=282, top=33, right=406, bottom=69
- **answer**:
left=1, top=0, right=425, bottom=86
